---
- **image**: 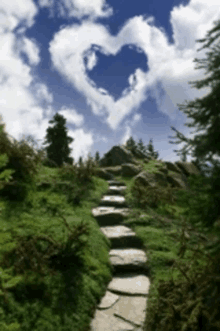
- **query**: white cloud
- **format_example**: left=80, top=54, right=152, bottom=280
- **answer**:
left=35, top=83, right=54, bottom=104
left=68, top=128, right=94, bottom=162
left=49, top=2, right=220, bottom=131
left=38, top=0, right=113, bottom=20
left=16, top=37, right=41, bottom=65
left=59, top=107, right=84, bottom=127
left=0, top=0, right=38, bottom=33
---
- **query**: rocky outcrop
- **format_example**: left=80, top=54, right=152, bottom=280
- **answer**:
left=99, top=145, right=138, bottom=167
left=94, top=168, right=114, bottom=180
left=164, top=161, right=182, bottom=174
left=175, top=161, right=201, bottom=177
left=101, top=166, right=122, bottom=176
left=121, top=163, right=142, bottom=177
left=134, top=170, right=169, bottom=188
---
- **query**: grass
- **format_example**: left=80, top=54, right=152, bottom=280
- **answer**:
left=0, top=158, right=219, bottom=330
left=0, top=163, right=112, bottom=331
left=115, top=161, right=220, bottom=331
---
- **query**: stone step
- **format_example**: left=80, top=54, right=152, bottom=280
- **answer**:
left=106, top=186, right=127, bottom=196
left=109, top=248, right=148, bottom=274
left=92, top=207, right=131, bottom=226
left=108, top=273, right=150, bottom=296
left=107, top=180, right=126, bottom=186
left=99, top=195, right=129, bottom=208
left=91, top=288, right=148, bottom=330
left=100, top=225, right=143, bottom=249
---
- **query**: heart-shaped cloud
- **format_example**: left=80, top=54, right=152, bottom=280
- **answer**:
left=49, top=15, right=210, bottom=130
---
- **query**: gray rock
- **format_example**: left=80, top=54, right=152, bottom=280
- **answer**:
left=121, top=163, right=142, bottom=177
left=98, top=291, right=120, bottom=310
left=91, top=309, right=134, bottom=331
left=92, top=207, right=130, bottom=226
left=100, top=225, right=143, bottom=248
left=133, top=171, right=157, bottom=188
left=107, top=186, right=127, bottom=196
left=109, top=248, right=148, bottom=272
left=99, top=145, right=137, bottom=167
left=111, top=295, right=148, bottom=327
left=175, top=161, right=201, bottom=177
left=95, top=168, right=114, bottom=180
left=167, top=171, right=189, bottom=190
left=108, top=274, right=150, bottom=296
left=102, top=166, right=122, bottom=176
left=99, top=195, right=128, bottom=208
left=164, top=161, right=182, bottom=174
left=107, top=180, right=126, bottom=186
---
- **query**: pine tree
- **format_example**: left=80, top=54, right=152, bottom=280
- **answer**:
left=42, top=113, right=74, bottom=167
left=137, top=138, right=147, bottom=153
left=168, top=18, right=220, bottom=225
left=78, top=156, right=83, bottom=168
left=95, top=151, right=100, bottom=164
left=146, top=139, right=159, bottom=159
left=125, top=136, right=137, bottom=153
left=168, top=19, right=220, bottom=177
left=180, top=150, right=187, bottom=162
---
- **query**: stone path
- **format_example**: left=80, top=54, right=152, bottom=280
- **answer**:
left=90, top=178, right=150, bottom=331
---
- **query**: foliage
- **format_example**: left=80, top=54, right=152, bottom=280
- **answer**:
left=145, top=138, right=159, bottom=160
left=145, top=220, right=220, bottom=331
left=0, top=117, right=45, bottom=202
left=137, top=138, right=147, bottom=153
left=124, top=136, right=137, bottom=153
left=42, top=113, right=74, bottom=168
left=168, top=18, right=220, bottom=185
left=94, top=151, right=100, bottom=165
left=129, top=180, right=176, bottom=210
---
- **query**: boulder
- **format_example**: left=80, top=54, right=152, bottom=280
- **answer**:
left=130, top=148, right=151, bottom=160
left=99, top=145, right=137, bottom=167
left=101, top=166, right=122, bottom=176
left=175, top=161, right=201, bottom=177
left=134, top=170, right=169, bottom=188
left=164, top=161, right=182, bottom=174
left=121, top=163, right=142, bottom=177
left=94, top=168, right=114, bottom=180
left=167, top=171, right=190, bottom=190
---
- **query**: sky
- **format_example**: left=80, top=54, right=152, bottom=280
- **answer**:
left=0, top=0, right=220, bottom=176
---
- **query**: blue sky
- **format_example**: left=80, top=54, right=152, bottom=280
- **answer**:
left=0, top=0, right=220, bottom=172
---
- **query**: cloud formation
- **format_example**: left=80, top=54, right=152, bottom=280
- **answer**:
left=49, top=2, right=220, bottom=131
left=38, top=0, right=113, bottom=20
left=0, top=0, right=220, bottom=163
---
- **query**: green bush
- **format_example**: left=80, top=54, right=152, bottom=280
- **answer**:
left=0, top=129, right=44, bottom=202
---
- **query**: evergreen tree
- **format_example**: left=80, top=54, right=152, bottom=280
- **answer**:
left=125, top=136, right=137, bottom=153
left=180, top=150, right=187, bottom=162
left=78, top=156, right=83, bottom=168
left=146, top=139, right=159, bottom=159
left=43, top=113, right=74, bottom=167
left=137, top=138, right=147, bottom=153
left=168, top=18, right=220, bottom=224
left=95, top=151, right=100, bottom=164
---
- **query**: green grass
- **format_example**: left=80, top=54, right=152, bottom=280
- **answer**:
left=0, top=165, right=112, bottom=331
left=0, top=160, right=219, bottom=331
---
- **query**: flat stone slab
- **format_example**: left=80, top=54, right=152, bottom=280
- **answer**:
left=99, top=195, right=128, bottom=207
left=100, top=226, right=143, bottom=248
left=107, top=186, right=127, bottom=195
left=92, top=207, right=130, bottom=226
left=112, top=295, right=147, bottom=327
left=91, top=309, right=134, bottom=331
left=98, top=291, right=120, bottom=310
left=107, top=180, right=126, bottom=186
left=92, top=294, right=147, bottom=330
left=100, top=225, right=136, bottom=239
left=109, top=249, right=147, bottom=269
left=108, top=274, right=150, bottom=296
